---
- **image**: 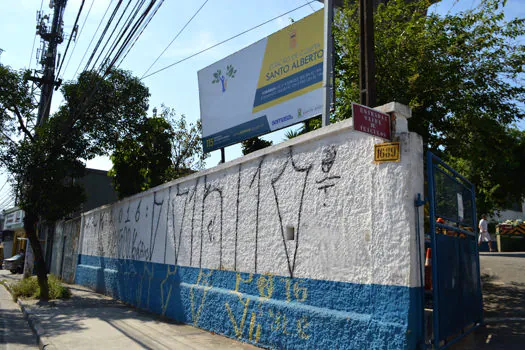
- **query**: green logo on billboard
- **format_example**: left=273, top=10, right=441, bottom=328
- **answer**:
left=212, top=64, right=237, bottom=93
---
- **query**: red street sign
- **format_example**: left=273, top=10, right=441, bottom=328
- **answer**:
left=352, top=103, right=391, bottom=140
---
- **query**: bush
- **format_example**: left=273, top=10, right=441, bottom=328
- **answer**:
left=10, top=275, right=71, bottom=300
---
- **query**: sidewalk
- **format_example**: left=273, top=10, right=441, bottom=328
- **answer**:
left=452, top=253, right=525, bottom=349
left=0, top=271, right=257, bottom=350
left=2, top=253, right=524, bottom=349
left=0, top=281, right=37, bottom=349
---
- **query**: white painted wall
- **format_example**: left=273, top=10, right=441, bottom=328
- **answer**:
left=80, top=117, right=424, bottom=288
left=491, top=201, right=525, bottom=222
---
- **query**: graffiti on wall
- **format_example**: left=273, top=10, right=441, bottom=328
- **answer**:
left=82, top=145, right=344, bottom=278
left=77, top=129, right=422, bottom=349
left=79, top=144, right=347, bottom=346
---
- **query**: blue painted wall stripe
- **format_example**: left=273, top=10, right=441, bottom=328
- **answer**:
left=76, top=255, right=422, bottom=349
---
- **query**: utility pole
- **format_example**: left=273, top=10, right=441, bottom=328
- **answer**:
left=359, top=0, right=376, bottom=107
left=321, top=0, right=378, bottom=125
left=29, top=0, right=67, bottom=127
left=322, top=0, right=334, bottom=127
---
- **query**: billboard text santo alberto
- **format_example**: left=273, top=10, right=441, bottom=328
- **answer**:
left=198, top=10, right=324, bottom=153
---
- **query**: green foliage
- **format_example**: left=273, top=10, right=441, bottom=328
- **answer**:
left=10, top=275, right=71, bottom=300
left=162, top=105, right=207, bottom=173
left=0, top=66, right=36, bottom=139
left=334, top=0, right=525, bottom=214
left=109, top=105, right=206, bottom=199
left=0, top=65, right=150, bottom=299
left=283, top=129, right=303, bottom=140
left=241, top=137, right=273, bottom=155
left=283, top=116, right=322, bottom=140
left=109, top=116, right=174, bottom=199
left=0, top=66, right=150, bottom=220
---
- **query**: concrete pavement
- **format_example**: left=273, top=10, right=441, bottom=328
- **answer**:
left=453, top=252, right=525, bottom=349
left=0, top=278, right=37, bottom=349
left=2, top=253, right=525, bottom=349
left=0, top=270, right=257, bottom=350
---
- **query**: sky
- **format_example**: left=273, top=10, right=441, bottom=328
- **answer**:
left=0, top=0, right=523, bottom=211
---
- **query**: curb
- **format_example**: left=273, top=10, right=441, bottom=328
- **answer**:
left=17, top=299, right=58, bottom=350
left=0, top=280, right=57, bottom=350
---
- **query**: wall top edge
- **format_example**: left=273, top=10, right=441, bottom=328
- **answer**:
left=82, top=117, right=418, bottom=217
left=83, top=118, right=360, bottom=216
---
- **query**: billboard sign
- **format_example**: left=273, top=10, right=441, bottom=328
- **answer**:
left=198, top=10, right=324, bottom=153
left=3, top=209, right=24, bottom=230
left=352, top=103, right=391, bottom=140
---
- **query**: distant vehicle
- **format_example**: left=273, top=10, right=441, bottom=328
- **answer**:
left=2, top=253, right=24, bottom=274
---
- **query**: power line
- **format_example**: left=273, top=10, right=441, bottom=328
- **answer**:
left=0, top=189, right=10, bottom=202
left=96, top=0, right=148, bottom=75
left=115, top=0, right=165, bottom=69
left=142, top=1, right=316, bottom=80
left=0, top=196, right=14, bottom=211
left=90, top=0, right=135, bottom=73
left=73, top=0, right=114, bottom=79
left=304, top=0, right=316, bottom=12
left=56, top=0, right=86, bottom=79
left=104, top=0, right=162, bottom=74
left=0, top=180, right=8, bottom=193
left=84, top=0, right=125, bottom=72
left=59, top=0, right=95, bottom=81
left=0, top=191, right=12, bottom=208
left=56, top=0, right=163, bottom=135
left=141, top=0, right=208, bottom=79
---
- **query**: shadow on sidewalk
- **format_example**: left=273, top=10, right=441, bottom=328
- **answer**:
left=483, top=275, right=525, bottom=319
left=22, top=288, right=179, bottom=337
left=14, top=281, right=256, bottom=349
left=452, top=275, right=525, bottom=349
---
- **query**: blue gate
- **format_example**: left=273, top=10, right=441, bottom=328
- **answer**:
left=426, top=151, right=483, bottom=348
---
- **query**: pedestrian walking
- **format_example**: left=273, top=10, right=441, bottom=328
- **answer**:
left=478, top=214, right=494, bottom=252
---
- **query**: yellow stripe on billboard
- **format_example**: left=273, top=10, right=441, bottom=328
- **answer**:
left=252, top=10, right=324, bottom=113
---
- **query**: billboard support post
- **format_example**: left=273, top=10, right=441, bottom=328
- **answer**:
left=322, top=0, right=334, bottom=127
left=220, top=148, right=225, bottom=164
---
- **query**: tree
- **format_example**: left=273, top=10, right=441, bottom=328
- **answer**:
left=333, top=0, right=525, bottom=214
left=241, top=137, right=273, bottom=155
left=0, top=65, right=150, bottom=299
left=162, top=105, right=207, bottom=177
left=109, top=105, right=207, bottom=199
left=283, top=117, right=322, bottom=140
left=109, top=117, right=174, bottom=199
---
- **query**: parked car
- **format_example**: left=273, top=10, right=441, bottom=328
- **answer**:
left=2, top=253, right=24, bottom=274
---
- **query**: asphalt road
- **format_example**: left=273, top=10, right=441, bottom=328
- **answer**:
left=453, top=252, right=525, bottom=349
left=479, top=252, right=525, bottom=287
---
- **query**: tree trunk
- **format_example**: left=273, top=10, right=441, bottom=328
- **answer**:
left=23, top=211, right=49, bottom=301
